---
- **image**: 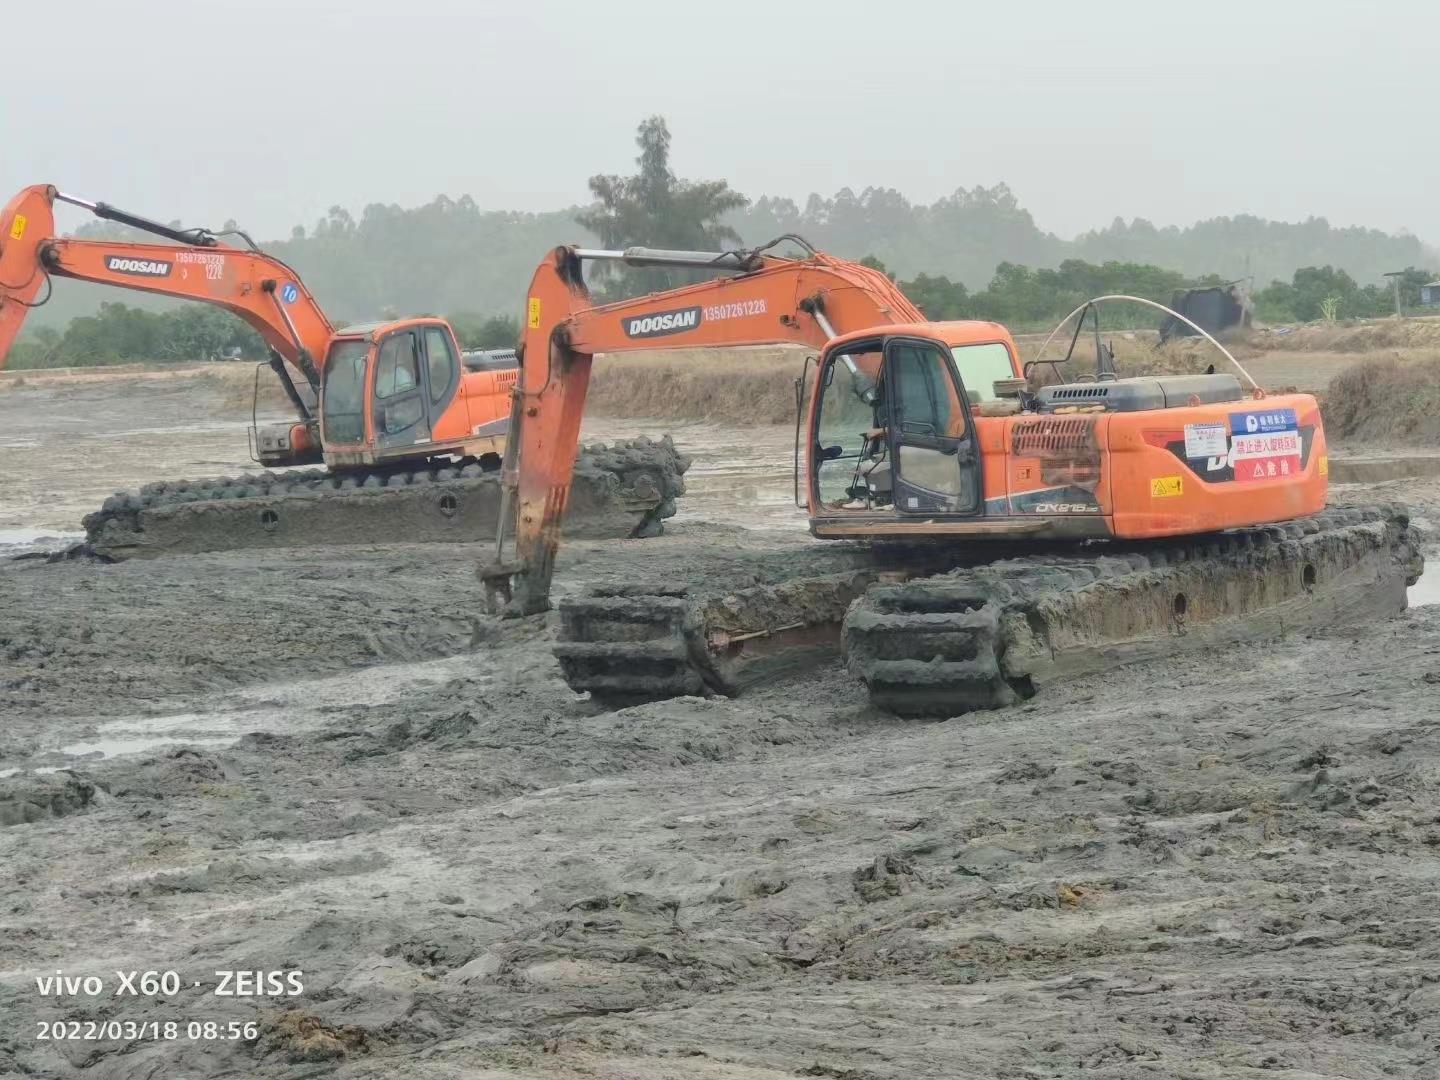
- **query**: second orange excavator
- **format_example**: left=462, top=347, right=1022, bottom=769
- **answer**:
left=0, top=185, right=688, bottom=555
left=483, top=238, right=1421, bottom=715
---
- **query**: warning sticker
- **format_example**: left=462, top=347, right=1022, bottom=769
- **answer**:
left=1151, top=475, right=1183, bottom=498
left=1230, top=429, right=1302, bottom=482
left=1184, top=422, right=1228, bottom=459
left=9, top=214, right=26, bottom=240
left=527, top=297, right=542, bottom=329
left=1319, top=455, right=1329, bottom=477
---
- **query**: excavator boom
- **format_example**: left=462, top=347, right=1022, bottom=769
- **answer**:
left=0, top=184, right=331, bottom=389
left=484, top=241, right=932, bottom=613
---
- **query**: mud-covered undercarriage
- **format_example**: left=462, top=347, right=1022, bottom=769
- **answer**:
left=79, top=437, right=690, bottom=559
left=555, top=505, right=1423, bottom=716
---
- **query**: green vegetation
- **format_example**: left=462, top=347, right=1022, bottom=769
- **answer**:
left=862, top=255, right=1438, bottom=332
left=861, top=255, right=1215, bottom=329
left=11, top=115, right=1435, bottom=362
left=8, top=302, right=265, bottom=369
left=735, top=190, right=1429, bottom=292
left=9, top=302, right=524, bottom=369
left=576, top=116, right=748, bottom=298
left=447, top=312, right=520, bottom=350
left=1253, top=266, right=1432, bottom=323
left=15, top=258, right=1436, bottom=368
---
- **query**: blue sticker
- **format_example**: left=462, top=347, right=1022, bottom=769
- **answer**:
left=280, top=282, right=299, bottom=304
left=1229, top=407, right=1296, bottom=436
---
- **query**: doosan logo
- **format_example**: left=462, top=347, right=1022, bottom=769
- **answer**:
left=624, top=306, right=702, bottom=339
left=105, top=255, right=172, bottom=278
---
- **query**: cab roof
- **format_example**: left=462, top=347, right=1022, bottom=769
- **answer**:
left=334, top=316, right=449, bottom=339
left=828, top=320, right=1015, bottom=351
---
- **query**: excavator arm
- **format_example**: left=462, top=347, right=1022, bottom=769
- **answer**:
left=0, top=185, right=333, bottom=399
left=482, top=240, right=925, bottom=615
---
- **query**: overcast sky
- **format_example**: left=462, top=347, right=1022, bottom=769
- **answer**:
left=5, top=0, right=1433, bottom=246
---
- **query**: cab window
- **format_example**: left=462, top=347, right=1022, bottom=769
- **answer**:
left=375, top=334, right=418, bottom=398
left=950, top=342, right=1015, bottom=401
left=321, top=339, right=368, bottom=444
left=424, top=327, right=458, bottom=405
left=890, top=341, right=965, bottom=437
left=812, top=347, right=884, bottom=507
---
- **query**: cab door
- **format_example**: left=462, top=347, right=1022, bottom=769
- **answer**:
left=371, top=328, right=432, bottom=449
left=884, top=336, right=981, bottom=515
left=417, top=324, right=462, bottom=439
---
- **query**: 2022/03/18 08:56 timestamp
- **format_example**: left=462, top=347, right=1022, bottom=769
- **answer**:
left=37, top=1019, right=260, bottom=1042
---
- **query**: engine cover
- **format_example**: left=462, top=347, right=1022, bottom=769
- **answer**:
left=1038, top=373, right=1243, bottom=413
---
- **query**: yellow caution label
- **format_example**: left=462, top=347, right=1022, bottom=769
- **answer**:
left=1318, top=455, right=1329, bottom=477
left=9, top=214, right=27, bottom=240
left=1151, top=475, right=1183, bottom=498
left=527, top=297, right=541, bottom=329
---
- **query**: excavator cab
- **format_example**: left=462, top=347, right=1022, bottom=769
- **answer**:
left=808, top=332, right=982, bottom=519
left=318, top=318, right=471, bottom=467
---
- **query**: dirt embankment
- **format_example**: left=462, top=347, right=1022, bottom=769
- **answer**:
left=1324, top=354, right=1440, bottom=445
left=588, top=322, right=1440, bottom=428
left=0, top=361, right=299, bottom=418
left=1254, top=318, right=1440, bottom=355
left=589, top=346, right=807, bottom=426
left=12, top=321, right=1440, bottom=443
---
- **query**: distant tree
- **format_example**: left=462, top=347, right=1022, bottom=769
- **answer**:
left=576, top=116, right=749, bottom=298
left=1253, top=265, right=1389, bottom=323
left=904, top=273, right=970, bottom=320
left=449, top=312, right=520, bottom=350
left=9, top=302, right=263, bottom=368
left=858, top=254, right=895, bottom=279
left=7, top=326, right=63, bottom=369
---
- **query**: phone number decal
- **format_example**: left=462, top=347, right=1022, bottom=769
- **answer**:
left=37, top=1019, right=259, bottom=1042
left=702, top=298, right=767, bottom=321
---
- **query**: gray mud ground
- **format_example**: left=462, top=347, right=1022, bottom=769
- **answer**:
left=3, top=371, right=1440, bottom=1078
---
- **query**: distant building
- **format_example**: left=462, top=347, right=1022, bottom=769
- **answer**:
left=1422, top=282, right=1440, bottom=307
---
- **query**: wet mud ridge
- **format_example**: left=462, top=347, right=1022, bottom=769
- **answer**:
left=78, top=437, right=690, bottom=558
left=559, top=505, right=1423, bottom=715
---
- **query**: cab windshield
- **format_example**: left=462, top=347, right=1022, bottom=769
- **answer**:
left=949, top=341, right=1016, bottom=401
left=321, top=339, right=369, bottom=444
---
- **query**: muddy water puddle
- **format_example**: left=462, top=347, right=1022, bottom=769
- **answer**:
left=0, top=527, right=83, bottom=556
left=1410, top=571, right=1440, bottom=607
left=17, top=653, right=487, bottom=772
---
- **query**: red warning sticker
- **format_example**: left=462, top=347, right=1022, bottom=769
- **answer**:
left=1230, top=430, right=1302, bottom=482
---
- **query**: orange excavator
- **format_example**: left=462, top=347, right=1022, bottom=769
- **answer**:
left=0, top=185, right=690, bottom=558
left=0, top=184, right=519, bottom=470
left=483, top=239, right=1418, bottom=715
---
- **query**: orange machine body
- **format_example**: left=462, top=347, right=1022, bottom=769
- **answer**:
left=803, top=322, right=1327, bottom=542
left=315, top=320, right=516, bottom=467
left=0, top=184, right=515, bottom=470
left=483, top=243, right=1326, bottom=614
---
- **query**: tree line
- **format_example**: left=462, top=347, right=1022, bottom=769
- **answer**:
left=10, top=114, right=1434, bottom=367
left=7, top=303, right=522, bottom=370
left=14, top=257, right=1430, bottom=370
